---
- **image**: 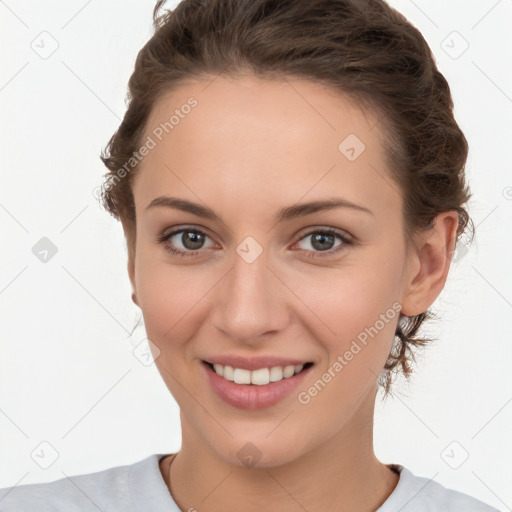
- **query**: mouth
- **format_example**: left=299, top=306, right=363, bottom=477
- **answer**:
left=202, top=360, right=314, bottom=386
left=202, top=359, right=315, bottom=409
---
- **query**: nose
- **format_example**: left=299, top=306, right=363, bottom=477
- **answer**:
left=211, top=246, right=290, bottom=345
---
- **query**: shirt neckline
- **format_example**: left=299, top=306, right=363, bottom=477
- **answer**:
left=130, top=454, right=407, bottom=512
left=129, top=453, right=181, bottom=511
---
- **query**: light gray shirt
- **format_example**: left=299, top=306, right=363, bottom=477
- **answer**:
left=0, top=453, right=501, bottom=511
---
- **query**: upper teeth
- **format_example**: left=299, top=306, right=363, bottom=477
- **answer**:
left=212, top=363, right=305, bottom=385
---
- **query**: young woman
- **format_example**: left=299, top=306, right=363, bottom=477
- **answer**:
left=0, top=0, right=502, bottom=510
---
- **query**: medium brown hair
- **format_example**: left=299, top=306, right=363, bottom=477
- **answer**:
left=100, top=0, right=473, bottom=396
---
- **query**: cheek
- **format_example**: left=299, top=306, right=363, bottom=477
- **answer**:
left=329, top=275, right=400, bottom=349
left=287, top=255, right=404, bottom=396
left=294, top=260, right=402, bottom=342
left=134, top=259, right=213, bottom=401
left=293, top=269, right=401, bottom=430
left=134, top=255, right=216, bottom=350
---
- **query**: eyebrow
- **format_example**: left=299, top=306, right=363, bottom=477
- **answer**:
left=145, top=196, right=373, bottom=222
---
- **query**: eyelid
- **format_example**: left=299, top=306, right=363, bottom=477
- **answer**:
left=157, top=225, right=354, bottom=258
left=157, top=226, right=217, bottom=247
left=158, top=224, right=215, bottom=242
left=158, top=224, right=354, bottom=241
left=291, top=227, right=353, bottom=258
left=294, top=225, right=354, bottom=242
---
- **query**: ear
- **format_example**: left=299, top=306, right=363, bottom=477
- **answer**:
left=401, top=211, right=459, bottom=316
left=128, top=258, right=139, bottom=307
left=121, top=219, right=139, bottom=306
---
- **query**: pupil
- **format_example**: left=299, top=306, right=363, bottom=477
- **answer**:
left=312, top=233, right=334, bottom=251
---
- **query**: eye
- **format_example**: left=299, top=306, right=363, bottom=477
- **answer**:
left=294, top=228, right=352, bottom=258
left=157, top=227, right=217, bottom=258
left=157, top=226, right=353, bottom=259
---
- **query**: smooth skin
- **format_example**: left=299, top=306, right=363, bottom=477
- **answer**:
left=126, top=74, right=458, bottom=512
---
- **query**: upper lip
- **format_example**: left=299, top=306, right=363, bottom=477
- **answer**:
left=203, top=355, right=313, bottom=371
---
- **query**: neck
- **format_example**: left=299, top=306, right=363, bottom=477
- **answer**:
left=161, top=389, right=399, bottom=512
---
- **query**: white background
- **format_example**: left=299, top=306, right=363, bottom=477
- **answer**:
left=0, top=0, right=511, bottom=509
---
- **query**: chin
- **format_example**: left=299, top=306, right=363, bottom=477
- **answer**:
left=206, top=433, right=310, bottom=470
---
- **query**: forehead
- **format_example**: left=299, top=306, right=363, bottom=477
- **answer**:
left=133, top=74, right=401, bottom=222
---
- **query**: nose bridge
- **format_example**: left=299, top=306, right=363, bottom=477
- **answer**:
left=213, top=238, right=288, bottom=341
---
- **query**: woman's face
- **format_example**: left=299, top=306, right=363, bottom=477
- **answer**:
left=129, top=75, right=418, bottom=467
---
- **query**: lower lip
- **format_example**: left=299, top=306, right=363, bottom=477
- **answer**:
left=202, top=361, right=313, bottom=410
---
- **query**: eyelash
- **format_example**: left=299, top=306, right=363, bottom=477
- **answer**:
left=156, top=226, right=353, bottom=259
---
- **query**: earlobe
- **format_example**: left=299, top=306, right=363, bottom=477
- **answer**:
left=400, top=211, right=459, bottom=317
